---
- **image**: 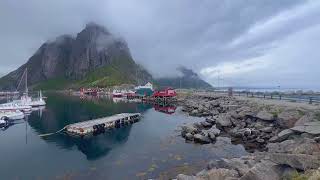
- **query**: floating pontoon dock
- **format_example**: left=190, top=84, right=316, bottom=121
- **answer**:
left=57, top=113, right=141, bottom=137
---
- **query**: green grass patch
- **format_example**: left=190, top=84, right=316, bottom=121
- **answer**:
left=33, top=77, right=72, bottom=90
left=78, top=64, right=134, bottom=87
left=297, top=109, right=306, bottom=116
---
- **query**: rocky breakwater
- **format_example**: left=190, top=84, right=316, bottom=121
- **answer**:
left=178, top=94, right=320, bottom=179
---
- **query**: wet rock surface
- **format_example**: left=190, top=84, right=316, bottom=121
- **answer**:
left=177, top=94, right=320, bottom=179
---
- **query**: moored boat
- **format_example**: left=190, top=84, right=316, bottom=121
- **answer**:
left=0, top=103, right=32, bottom=112
left=14, top=90, right=46, bottom=107
left=13, top=68, right=46, bottom=107
left=0, top=110, right=25, bottom=120
left=112, top=90, right=124, bottom=97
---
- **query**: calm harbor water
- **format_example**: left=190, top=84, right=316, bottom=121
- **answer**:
left=0, top=93, right=247, bottom=180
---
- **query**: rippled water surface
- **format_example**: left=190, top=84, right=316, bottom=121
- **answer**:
left=0, top=93, right=247, bottom=180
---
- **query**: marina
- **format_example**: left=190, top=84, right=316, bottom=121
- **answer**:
left=0, top=93, right=247, bottom=180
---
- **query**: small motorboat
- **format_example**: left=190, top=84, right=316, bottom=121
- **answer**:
left=0, top=110, right=25, bottom=120
left=0, top=102, right=32, bottom=112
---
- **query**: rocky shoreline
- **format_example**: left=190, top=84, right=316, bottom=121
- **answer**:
left=176, top=94, right=320, bottom=180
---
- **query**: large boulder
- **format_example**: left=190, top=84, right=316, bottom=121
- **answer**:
left=240, top=160, right=281, bottom=180
left=194, top=134, right=211, bottom=144
left=205, top=117, right=216, bottom=124
left=260, top=127, right=273, bottom=133
left=294, top=113, right=314, bottom=126
left=201, top=121, right=213, bottom=128
left=256, top=111, right=274, bottom=121
left=176, top=174, right=196, bottom=180
left=181, top=124, right=200, bottom=136
left=267, top=138, right=320, bottom=155
left=216, top=114, right=233, bottom=127
left=278, top=110, right=301, bottom=128
left=185, top=133, right=194, bottom=141
left=268, top=153, right=320, bottom=170
left=237, top=106, right=256, bottom=118
left=290, top=122, right=320, bottom=136
left=276, top=129, right=295, bottom=142
left=210, top=126, right=221, bottom=136
left=197, top=168, right=239, bottom=180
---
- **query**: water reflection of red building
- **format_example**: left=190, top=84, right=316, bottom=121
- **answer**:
left=80, top=88, right=98, bottom=96
left=153, top=104, right=177, bottom=114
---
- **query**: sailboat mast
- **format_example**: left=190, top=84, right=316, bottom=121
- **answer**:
left=25, top=68, right=28, bottom=95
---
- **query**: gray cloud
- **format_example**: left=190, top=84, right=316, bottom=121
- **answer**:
left=0, top=0, right=319, bottom=89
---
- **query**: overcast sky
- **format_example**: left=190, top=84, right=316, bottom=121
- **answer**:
left=0, top=0, right=319, bottom=89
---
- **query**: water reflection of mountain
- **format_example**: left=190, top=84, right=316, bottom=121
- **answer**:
left=27, top=93, right=152, bottom=160
left=50, top=126, right=133, bottom=160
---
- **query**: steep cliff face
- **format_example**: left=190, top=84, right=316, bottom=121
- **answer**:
left=155, top=67, right=213, bottom=89
left=67, top=23, right=132, bottom=79
left=0, top=23, right=152, bottom=90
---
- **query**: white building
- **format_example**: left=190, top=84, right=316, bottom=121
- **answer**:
left=134, top=82, right=153, bottom=90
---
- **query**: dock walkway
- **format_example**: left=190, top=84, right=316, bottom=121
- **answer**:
left=66, top=113, right=141, bottom=137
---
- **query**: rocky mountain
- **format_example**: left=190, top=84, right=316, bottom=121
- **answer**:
left=0, top=23, right=152, bottom=90
left=155, top=67, right=213, bottom=89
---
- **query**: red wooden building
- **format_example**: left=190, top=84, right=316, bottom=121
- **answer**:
left=152, top=88, right=177, bottom=98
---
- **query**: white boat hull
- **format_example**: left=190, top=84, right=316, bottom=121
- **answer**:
left=0, top=103, right=32, bottom=112
left=0, top=110, right=25, bottom=120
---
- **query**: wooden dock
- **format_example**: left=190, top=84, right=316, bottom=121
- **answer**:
left=66, top=113, right=141, bottom=137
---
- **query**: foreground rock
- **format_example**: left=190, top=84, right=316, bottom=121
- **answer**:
left=256, top=110, right=274, bottom=121
left=290, top=121, right=320, bottom=135
left=177, top=93, right=320, bottom=180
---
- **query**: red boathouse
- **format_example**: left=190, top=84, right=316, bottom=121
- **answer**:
left=153, top=88, right=177, bottom=98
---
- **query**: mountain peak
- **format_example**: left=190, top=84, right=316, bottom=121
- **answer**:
left=155, top=66, right=212, bottom=89
left=83, top=22, right=111, bottom=35
left=0, top=23, right=152, bottom=90
left=177, top=66, right=198, bottom=78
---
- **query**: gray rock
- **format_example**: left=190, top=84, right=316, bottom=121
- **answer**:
left=278, top=110, right=301, bottom=128
left=208, top=133, right=216, bottom=141
left=269, top=136, right=279, bottom=143
left=194, top=134, right=211, bottom=144
left=230, top=128, right=252, bottom=138
left=268, top=153, right=320, bottom=170
left=205, top=117, right=216, bottom=124
left=197, top=168, right=239, bottom=180
left=190, top=109, right=199, bottom=116
left=267, top=138, right=320, bottom=155
left=193, top=122, right=204, bottom=129
left=256, top=138, right=265, bottom=144
left=216, top=114, right=232, bottom=127
left=276, top=129, right=294, bottom=142
left=294, top=113, right=313, bottom=126
left=240, top=160, right=281, bottom=180
left=210, top=126, right=221, bottom=136
left=176, top=174, right=196, bottom=180
left=185, top=133, right=194, bottom=141
left=181, top=124, right=199, bottom=135
left=256, top=111, right=274, bottom=121
left=260, top=127, right=273, bottom=133
left=290, top=121, right=320, bottom=135
left=314, top=137, right=320, bottom=143
left=201, top=121, right=213, bottom=128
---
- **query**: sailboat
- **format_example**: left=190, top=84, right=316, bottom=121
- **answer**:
left=13, top=68, right=46, bottom=107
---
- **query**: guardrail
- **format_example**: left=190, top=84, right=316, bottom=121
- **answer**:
left=207, top=91, right=320, bottom=104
